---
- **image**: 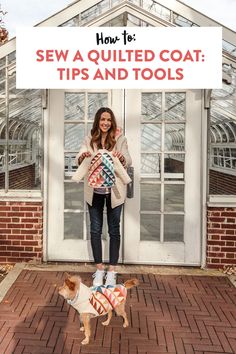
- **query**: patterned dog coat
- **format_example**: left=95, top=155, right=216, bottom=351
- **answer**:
left=90, top=284, right=127, bottom=315
left=67, top=283, right=127, bottom=317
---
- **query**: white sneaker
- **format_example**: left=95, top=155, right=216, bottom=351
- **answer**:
left=92, top=269, right=105, bottom=287
left=104, top=271, right=117, bottom=287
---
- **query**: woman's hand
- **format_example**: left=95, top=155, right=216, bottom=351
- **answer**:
left=78, top=151, right=91, bottom=164
left=112, top=151, right=126, bottom=166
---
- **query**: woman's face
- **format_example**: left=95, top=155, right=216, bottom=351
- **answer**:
left=99, top=112, right=112, bottom=134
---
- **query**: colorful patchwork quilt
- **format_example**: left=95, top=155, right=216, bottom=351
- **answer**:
left=89, top=285, right=127, bottom=315
left=88, top=152, right=116, bottom=188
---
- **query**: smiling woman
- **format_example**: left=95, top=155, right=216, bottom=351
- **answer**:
left=75, top=106, right=132, bottom=287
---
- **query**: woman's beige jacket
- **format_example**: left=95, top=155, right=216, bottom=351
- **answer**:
left=75, top=130, right=132, bottom=208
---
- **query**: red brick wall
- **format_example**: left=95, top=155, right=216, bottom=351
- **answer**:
left=1, top=201, right=235, bottom=268
left=207, top=207, right=236, bottom=269
left=0, top=164, right=36, bottom=189
left=209, top=169, right=236, bottom=195
left=0, top=201, right=43, bottom=263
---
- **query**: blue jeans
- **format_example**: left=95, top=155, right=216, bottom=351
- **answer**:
left=88, top=193, right=123, bottom=265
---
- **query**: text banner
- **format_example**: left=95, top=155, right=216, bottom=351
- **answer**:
left=16, top=26, right=222, bottom=89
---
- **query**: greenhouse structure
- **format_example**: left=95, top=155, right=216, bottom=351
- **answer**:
left=0, top=0, right=235, bottom=268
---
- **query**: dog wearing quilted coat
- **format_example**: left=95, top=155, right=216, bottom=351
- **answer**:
left=59, top=274, right=139, bottom=345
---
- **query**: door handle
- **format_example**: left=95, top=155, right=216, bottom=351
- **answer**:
left=127, top=166, right=134, bottom=199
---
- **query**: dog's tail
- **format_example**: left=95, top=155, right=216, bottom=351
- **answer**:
left=124, top=278, right=139, bottom=289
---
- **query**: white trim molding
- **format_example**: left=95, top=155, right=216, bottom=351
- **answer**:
left=208, top=195, right=236, bottom=207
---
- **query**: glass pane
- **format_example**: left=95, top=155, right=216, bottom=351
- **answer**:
left=9, top=72, right=16, bottom=95
left=209, top=66, right=236, bottom=195
left=102, top=14, right=125, bottom=27
left=65, top=93, right=85, bottom=120
left=87, top=122, right=93, bottom=135
left=102, top=13, right=151, bottom=27
left=9, top=96, right=42, bottom=124
left=227, top=122, right=236, bottom=143
left=64, top=153, right=77, bottom=175
left=141, top=124, right=161, bottom=151
left=164, top=185, right=184, bottom=212
left=127, top=14, right=141, bottom=26
left=9, top=51, right=16, bottom=64
left=80, top=0, right=110, bottom=26
left=0, top=67, right=5, bottom=93
left=173, top=14, right=197, bottom=27
left=209, top=168, right=236, bottom=195
left=129, top=0, right=140, bottom=5
left=0, top=57, right=5, bottom=68
left=164, top=154, right=184, bottom=180
left=64, top=123, right=84, bottom=150
left=0, top=95, right=6, bottom=188
left=112, top=0, right=123, bottom=6
left=3, top=91, right=42, bottom=191
left=216, top=125, right=227, bottom=143
left=0, top=98, right=6, bottom=120
left=164, top=215, right=184, bottom=241
left=211, top=126, right=221, bottom=143
left=140, top=214, right=160, bottom=241
left=165, top=93, right=186, bottom=121
left=165, top=123, right=185, bottom=150
left=211, top=147, right=236, bottom=171
left=141, top=153, right=160, bottom=175
left=0, top=172, right=5, bottom=188
left=141, top=93, right=162, bottom=121
left=8, top=163, right=39, bottom=190
left=141, top=183, right=161, bottom=211
left=143, top=0, right=171, bottom=22
left=88, top=93, right=108, bottom=120
left=64, top=182, right=84, bottom=210
left=222, top=40, right=236, bottom=59
left=64, top=212, right=83, bottom=239
left=0, top=144, right=5, bottom=188
left=61, top=17, right=79, bottom=27
left=230, top=148, right=236, bottom=169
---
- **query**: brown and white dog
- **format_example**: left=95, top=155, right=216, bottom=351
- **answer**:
left=58, top=274, right=139, bottom=345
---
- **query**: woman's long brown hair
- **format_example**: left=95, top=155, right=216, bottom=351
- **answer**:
left=90, top=107, right=117, bottom=151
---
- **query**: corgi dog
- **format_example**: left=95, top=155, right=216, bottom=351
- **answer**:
left=59, top=274, right=139, bottom=345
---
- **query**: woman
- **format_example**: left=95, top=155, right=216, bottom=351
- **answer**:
left=76, top=107, right=132, bottom=287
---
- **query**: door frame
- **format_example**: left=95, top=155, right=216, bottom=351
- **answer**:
left=45, top=89, right=204, bottom=265
left=123, top=89, right=203, bottom=265
left=46, top=89, right=124, bottom=261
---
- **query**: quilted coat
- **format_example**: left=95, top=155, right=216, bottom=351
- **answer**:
left=74, top=130, right=132, bottom=208
left=67, top=282, right=128, bottom=317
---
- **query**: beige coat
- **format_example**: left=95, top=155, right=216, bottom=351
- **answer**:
left=76, top=132, right=132, bottom=208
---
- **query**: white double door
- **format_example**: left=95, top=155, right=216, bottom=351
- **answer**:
left=47, top=89, right=202, bottom=265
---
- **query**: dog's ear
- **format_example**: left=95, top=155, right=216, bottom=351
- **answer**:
left=65, top=278, right=76, bottom=291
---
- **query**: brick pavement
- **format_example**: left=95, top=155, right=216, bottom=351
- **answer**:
left=0, top=271, right=235, bottom=354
